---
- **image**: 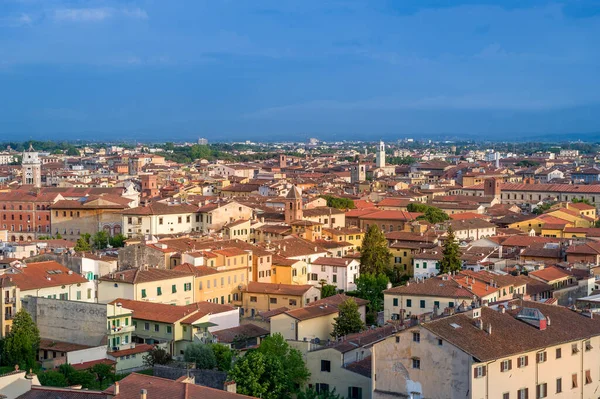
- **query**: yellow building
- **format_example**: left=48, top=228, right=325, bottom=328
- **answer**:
left=239, top=281, right=321, bottom=317
left=173, top=263, right=249, bottom=305
left=271, top=255, right=308, bottom=285
left=0, top=275, right=20, bottom=337
left=321, top=226, right=365, bottom=250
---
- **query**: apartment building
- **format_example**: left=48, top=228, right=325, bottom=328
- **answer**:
left=6, top=261, right=95, bottom=301
left=308, top=257, right=360, bottom=292
left=173, top=263, right=249, bottom=305
left=122, top=202, right=200, bottom=238
left=372, top=301, right=600, bottom=399
left=240, top=281, right=321, bottom=317
left=98, top=268, right=196, bottom=305
left=0, top=275, right=20, bottom=337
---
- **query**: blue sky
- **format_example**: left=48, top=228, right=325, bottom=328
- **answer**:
left=0, top=0, right=599, bottom=142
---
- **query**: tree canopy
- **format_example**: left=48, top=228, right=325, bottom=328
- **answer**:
left=332, top=299, right=365, bottom=338
left=355, top=273, right=389, bottom=325
left=320, top=284, right=337, bottom=299
left=184, top=343, right=217, bottom=369
left=2, top=310, right=40, bottom=370
left=228, top=334, right=309, bottom=399
left=439, top=226, right=462, bottom=274
left=142, top=347, right=172, bottom=367
left=360, top=225, right=392, bottom=275
left=407, top=203, right=449, bottom=224
left=320, top=195, right=355, bottom=210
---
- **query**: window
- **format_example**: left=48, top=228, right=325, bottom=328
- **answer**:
left=412, top=332, right=420, bottom=342
left=536, top=351, right=547, bottom=363
left=76, top=291, right=81, bottom=300
left=289, top=299, right=297, bottom=306
left=184, top=283, right=191, bottom=291
left=556, top=378, right=562, bottom=393
left=536, top=383, right=547, bottom=398
left=572, top=373, right=578, bottom=388
left=518, top=356, right=528, bottom=368
left=154, top=324, right=159, bottom=332
left=406, top=299, right=412, bottom=308
left=159, top=217, right=163, bottom=225
left=572, top=343, right=579, bottom=354
left=172, top=284, right=177, bottom=293
left=144, top=322, right=149, bottom=331
left=270, top=298, right=277, bottom=304
left=348, top=386, right=362, bottom=399
left=393, top=298, right=399, bottom=306
left=585, top=369, right=592, bottom=385
left=332, top=275, right=337, bottom=283
left=141, top=289, right=147, bottom=298
left=517, top=388, right=528, bottom=399
left=434, top=300, right=440, bottom=309
left=437, top=338, right=443, bottom=346
left=178, top=216, right=182, bottom=223
left=321, top=360, right=331, bottom=372
left=555, top=348, right=561, bottom=359
left=473, top=365, right=486, bottom=378
left=585, top=340, right=593, bottom=351
left=250, top=296, right=257, bottom=302
left=500, top=359, right=512, bottom=372
left=503, top=393, right=509, bottom=399
left=412, top=358, right=421, bottom=369
left=167, top=326, right=172, bottom=334
left=157, top=287, right=162, bottom=296
left=449, top=301, right=454, bottom=308
left=419, top=300, right=425, bottom=308
left=315, top=384, right=329, bottom=394
left=395, top=336, right=400, bottom=343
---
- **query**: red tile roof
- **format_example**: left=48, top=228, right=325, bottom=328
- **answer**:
left=7, top=261, right=88, bottom=291
left=109, top=299, right=234, bottom=323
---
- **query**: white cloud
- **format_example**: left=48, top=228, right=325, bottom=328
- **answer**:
left=0, top=13, right=33, bottom=27
left=53, top=7, right=148, bottom=22
left=54, top=8, right=113, bottom=22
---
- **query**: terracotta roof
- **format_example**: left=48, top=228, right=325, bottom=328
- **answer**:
left=104, top=373, right=257, bottom=399
left=39, top=339, right=90, bottom=353
left=356, top=210, right=421, bottom=221
left=212, top=324, right=270, bottom=343
left=464, top=182, right=600, bottom=194
left=99, top=268, right=194, bottom=284
left=71, top=358, right=117, bottom=371
left=16, top=386, right=107, bottom=399
left=384, top=276, right=473, bottom=299
left=311, top=257, right=356, bottom=267
left=529, top=266, right=571, bottom=282
left=109, top=299, right=233, bottom=323
left=422, top=301, right=600, bottom=362
left=280, top=304, right=339, bottom=321
left=7, top=261, right=88, bottom=291
left=245, top=281, right=314, bottom=296
left=109, top=343, right=154, bottom=358
left=344, top=355, right=372, bottom=377
left=308, top=294, right=369, bottom=309
left=172, top=263, right=220, bottom=277
left=122, top=202, right=199, bottom=216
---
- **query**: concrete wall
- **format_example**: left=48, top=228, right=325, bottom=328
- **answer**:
left=22, top=296, right=108, bottom=346
left=67, top=345, right=107, bottom=366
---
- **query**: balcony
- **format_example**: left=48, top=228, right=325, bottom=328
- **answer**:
left=3, top=297, right=16, bottom=304
left=108, top=325, right=135, bottom=334
left=4, top=314, right=13, bottom=320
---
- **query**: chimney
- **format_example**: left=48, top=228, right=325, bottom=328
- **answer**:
left=486, top=323, right=492, bottom=335
left=140, top=389, right=147, bottom=399
left=224, top=381, right=237, bottom=393
left=114, top=382, right=120, bottom=395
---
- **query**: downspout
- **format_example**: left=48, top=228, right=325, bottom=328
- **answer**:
left=485, top=359, right=497, bottom=399
left=581, top=340, right=584, bottom=399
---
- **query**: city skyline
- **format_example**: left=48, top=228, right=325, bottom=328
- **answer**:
left=0, top=0, right=599, bottom=141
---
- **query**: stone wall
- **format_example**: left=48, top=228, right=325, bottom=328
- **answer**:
left=153, top=364, right=227, bottom=390
left=118, top=244, right=165, bottom=270
left=21, top=296, right=108, bottom=346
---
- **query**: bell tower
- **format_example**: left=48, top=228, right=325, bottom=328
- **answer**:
left=376, top=140, right=386, bottom=168
left=285, top=185, right=303, bottom=223
left=22, top=144, right=41, bottom=188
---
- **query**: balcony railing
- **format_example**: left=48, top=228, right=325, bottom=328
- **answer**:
left=108, top=325, right=135, bottom=334
left=3, top=297, right=16, bottom=304
left=4, top=314, right=13, bottom=320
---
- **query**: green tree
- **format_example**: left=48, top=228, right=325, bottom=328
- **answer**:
left=320, top=195, right=355, bottom=210
left=2, top=310, right=40, bottom=370
left=184, top=343, right=217, bottom=369
left=227, top=350, right=286, bottom=399
left=297, top=387, right=344, bottom=399
left=355, top=273, right=389, bottom=325
left=74, top=234, right=92, bottom=252
left=439, top=226, right=462, bottom=274
left=360, top=225, right=392, bottom=275
left=92, top=231, right=109, bottom=250
left=331, top=299, right=365, bottom=338
left=109, top=234, right=127, bottom=248
left=65, top=147, right=80, bottom=156
left=250, top=334, right=310, bottom=396
left=91, top=363, right=115, bottom=387
left=142, top=347, right=172, bottom=367
left=572, top=198, right=592, bottom=206
left=38, top=370, right=68, bottom=387
left=320, top=284, right=337, bottom=299
left=58, top=363, right=76, bottom=380
left=407, top=203, right=449, bottom=224
left=210, top=343, right=234, bottom=372
left=68, top=370, right=96, bottom=388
